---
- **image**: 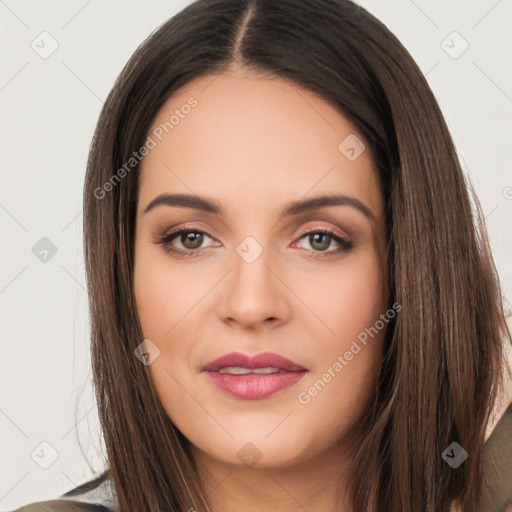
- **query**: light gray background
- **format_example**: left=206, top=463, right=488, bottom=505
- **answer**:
left=1, top=0, right=511, bottom=509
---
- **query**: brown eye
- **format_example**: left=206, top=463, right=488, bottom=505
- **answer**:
left=294, top=228, right=354, bottom=258
left=155, top=228, right=217, bottom=256
left=179, top=231, right=204, bottom=250
left=308, top=233, right=331, bottom=251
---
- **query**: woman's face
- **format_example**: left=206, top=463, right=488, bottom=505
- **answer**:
left=133, top=68, right=387, bottom=470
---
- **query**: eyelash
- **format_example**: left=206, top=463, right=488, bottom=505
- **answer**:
left=154, top=226, right=354, bottom=259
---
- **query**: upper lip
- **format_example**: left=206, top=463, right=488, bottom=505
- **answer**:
left=203, top=351, right=308, bottom=372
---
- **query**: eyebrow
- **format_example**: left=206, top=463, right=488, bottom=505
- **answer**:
left=143, top=193, right=376, bottom=223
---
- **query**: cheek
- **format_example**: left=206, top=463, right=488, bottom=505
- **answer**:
left=293, top=249, right=385, bottom=343
left=295, top=250, right=385, bottom=391
left=133, top=242, right=200, bottom=339
left=133, top=246, right=197, bottom=417
left=291, top=248, right=385, bottom=418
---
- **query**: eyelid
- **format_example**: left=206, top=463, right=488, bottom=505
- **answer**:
left=157, top=222, right=219, bottom=241
left=293, top=222, right=350, bottom=241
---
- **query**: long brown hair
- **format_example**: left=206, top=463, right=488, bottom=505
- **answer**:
left=82, top=0, right=511, bottom=510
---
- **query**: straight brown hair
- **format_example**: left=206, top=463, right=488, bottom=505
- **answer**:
left=82, top=0, right=511, bottom=510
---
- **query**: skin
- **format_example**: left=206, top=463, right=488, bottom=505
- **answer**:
left=133, top=65, right=387, bottom=512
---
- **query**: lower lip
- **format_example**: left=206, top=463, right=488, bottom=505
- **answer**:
left=205, top=370, right=307, bottom=399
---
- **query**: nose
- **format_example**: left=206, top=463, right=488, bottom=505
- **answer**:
left=217, top=243, right=292, bottom=330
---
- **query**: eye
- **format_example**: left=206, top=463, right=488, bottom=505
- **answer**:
left=292, top=227, right=354, bottom=258
left=154, top=226, right=354, bottom=258
left=155, top=228, right=218, bottom=257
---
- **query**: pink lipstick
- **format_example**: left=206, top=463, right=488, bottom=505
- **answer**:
left=203, top=351, right=308, bottom=400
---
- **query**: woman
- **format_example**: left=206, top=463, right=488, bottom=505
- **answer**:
left=13, top=0, right=512, bottom=510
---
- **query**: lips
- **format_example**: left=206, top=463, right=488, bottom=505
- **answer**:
left=203, top=351, right=308, bottom=373
left=203, top=351, right=308, bottom=400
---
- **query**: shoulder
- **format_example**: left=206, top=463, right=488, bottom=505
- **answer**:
left=485, top=320, right=512, bottom=442
left=9, top=471, right=117, bottom=512
left=11, top=501, right=113, bottom=512
left=450, top=402, right=512, bottom=512
left=480, top=401, right=512, bottom=511
left=469, top=326, right=512, bottom=512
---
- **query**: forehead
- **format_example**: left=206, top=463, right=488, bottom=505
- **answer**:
left=137, top=69, right=382, bottom=220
